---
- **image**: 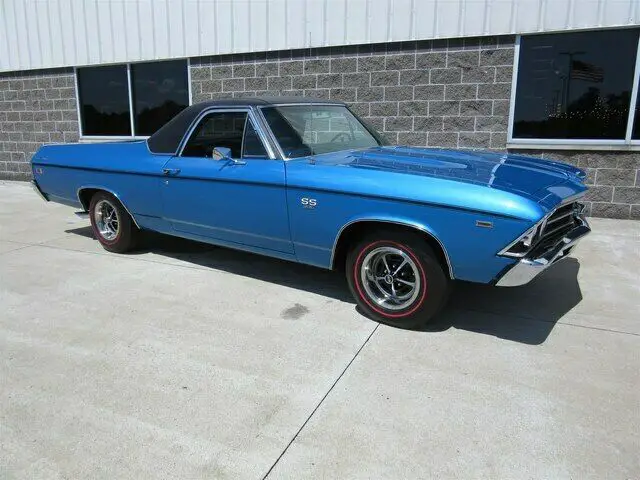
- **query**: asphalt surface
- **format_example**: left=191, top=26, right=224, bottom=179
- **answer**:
left=1, top=180, right=638, bottom=479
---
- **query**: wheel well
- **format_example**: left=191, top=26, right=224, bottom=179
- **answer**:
left=77, top=188, right=101, bottom=211
left=331, top=221, right=452, bottom=278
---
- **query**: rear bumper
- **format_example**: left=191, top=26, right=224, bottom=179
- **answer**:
left=495, top=216, right=590, bottom=287
left=31, top=180, right=48, bottom=202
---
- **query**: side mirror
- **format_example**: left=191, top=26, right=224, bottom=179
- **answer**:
left=211, top=146, right=232, bottom=160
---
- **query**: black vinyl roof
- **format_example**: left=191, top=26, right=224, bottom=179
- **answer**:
left=147, top=96, right=345, bottom=154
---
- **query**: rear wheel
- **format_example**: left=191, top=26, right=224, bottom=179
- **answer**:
left=89, top=191, right=139, bottom=253
left=346, top=230, right=450, bottom=328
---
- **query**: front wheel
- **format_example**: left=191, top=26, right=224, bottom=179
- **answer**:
left=346, top=231, right=450, bottom=329
left=89, top=191, right=139, bottom=253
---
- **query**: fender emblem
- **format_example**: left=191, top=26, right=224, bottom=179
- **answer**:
left=476, top=220, right=493, bottom=228
left=301, top=197, right=317, bottom=209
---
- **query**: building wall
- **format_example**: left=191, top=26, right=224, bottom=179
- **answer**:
left=0, top=35, right=638, bottom=219
left=0, top=69, right=79, bottom=181
left=3, top=0, right=638, bottom=73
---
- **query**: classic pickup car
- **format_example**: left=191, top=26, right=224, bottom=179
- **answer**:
left=31, top=97, right=590, bottom=327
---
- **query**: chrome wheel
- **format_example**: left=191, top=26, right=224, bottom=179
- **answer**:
left=360, top=246, right=421, bottom=311
left=94, top=199, right=120, bottom=241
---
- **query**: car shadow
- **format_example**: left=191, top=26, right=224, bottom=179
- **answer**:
left=67, top=227, right=583, bottom=345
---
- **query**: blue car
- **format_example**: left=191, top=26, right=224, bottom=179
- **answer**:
left=31, top=97, right=590, bottom=328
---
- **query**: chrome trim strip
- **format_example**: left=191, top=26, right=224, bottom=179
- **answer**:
left=176, top=107, right=276, bottom=160
left=329, top=219, right=454, bottom=279
left=264, top=102, right=346, bottom=107
left=254, top=106, right=286, bottom=159
left=76, top=187, right=142, bottom=230
left=31, top=180, right=48, bottom=202
left=496, top=216, right=590, bottom=287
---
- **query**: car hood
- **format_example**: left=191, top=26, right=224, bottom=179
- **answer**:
left=309, top=146, right=585, bottom=206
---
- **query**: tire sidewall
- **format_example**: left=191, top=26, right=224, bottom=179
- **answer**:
left=89, top=192, right=135, bottom=252
left=346, top=232, right=449, bottom=328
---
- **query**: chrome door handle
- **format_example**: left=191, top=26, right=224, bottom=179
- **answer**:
left=162, top=168, right=181, bottom=176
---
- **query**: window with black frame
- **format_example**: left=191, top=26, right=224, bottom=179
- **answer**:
left=512, top=28, right=640, bottom=143
left=77, top=59, right=189, bottom=137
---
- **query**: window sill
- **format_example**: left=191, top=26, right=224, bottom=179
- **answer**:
left=78, top=136, right=149, bottom=143
left=507, top=142, right=640, bottom=152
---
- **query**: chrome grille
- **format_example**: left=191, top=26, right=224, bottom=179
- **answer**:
left=533, top=202, right=581, bottom=254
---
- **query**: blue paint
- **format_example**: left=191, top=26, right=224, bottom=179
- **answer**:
left=31, top=125, right=587, bottom=285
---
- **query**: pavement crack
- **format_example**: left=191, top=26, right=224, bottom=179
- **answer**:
left=261, top=323, right=380, bottom=480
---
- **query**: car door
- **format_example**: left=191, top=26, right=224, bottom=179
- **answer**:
left=160, top=108, right=293, bottom=254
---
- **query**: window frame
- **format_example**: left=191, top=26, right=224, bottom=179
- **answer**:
left=177, top=107, right=276, bottom=160
left=74, top=58, right=192, bottom=141
left=507, top=30, right=640, bottom=151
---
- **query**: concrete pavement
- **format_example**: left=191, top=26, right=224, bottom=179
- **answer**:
left=1, top=181, right=638, bottom=479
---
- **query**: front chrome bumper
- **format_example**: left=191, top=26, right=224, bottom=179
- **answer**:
left=495, top=216, right=591, bottom=287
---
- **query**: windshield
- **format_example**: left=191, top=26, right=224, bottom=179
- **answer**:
left=261, top=105, right=386, bottom=158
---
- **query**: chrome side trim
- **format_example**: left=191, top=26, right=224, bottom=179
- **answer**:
left=496, top=216, right=590, bottom=287
left=76, top=187, right=142, bottom=230
left=330, top=219, right=454, bottom=279
left=31, top=180, right=48, bottom=202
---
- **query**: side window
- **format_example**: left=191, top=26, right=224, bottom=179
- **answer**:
left=182, top=111, right=247, bottom=158
left=242, top=120, right=269, bottom=157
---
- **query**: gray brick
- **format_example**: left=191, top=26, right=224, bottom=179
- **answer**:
left=414, top=84, right=444, bottom=100
left=490, top=132, right=507, bottom=149
left=631, top=205, right=640, bottom=220
left=495, top=66, right=514, bottom=82
left=398, top=132, right=426, bottom=146
left=429, top=100, right=460, bottom=116
left=304, top=59, right=330, bottom=74
left=416, top=52, right=446, bottom=69
left=343, top=72, right=370, bottom=88
left=191, top=66, right=211, bottom=80
left=365, top=116, right=384, bottom=131
left=616, top=154, right=640, bottom=169
left=430, top=68, right=462, bottom=84
left=331, top=58, right=357, bottom=73
left=370, top=102, right=399, bottom=116
left=36, top=78, right=52, bottom=89
left=445, top=84, right=477, bottom=100
left=267, top=76, right=293, bottom=90
left=493, top=100, right=510, bottom=116
left=233, top=64, right=256, bottom=77
left=385, top=117, right=413, bottom=132
left=45, top=89, right=61, bottom=100
left=384, top=132, right=399, bottom=144
left=371, top=71, right=399, bottom=86
left=459, top=132, right=491, bottom=148
left=307, top=88, right=330, bottom=99
left=414, top=116, right=443, bottom=132
left=443, top=116, right=475, bottom=131
left=384, top=86, right=412, bottom=101
left=330, top=88, right=356, bottom=102
left=585, top=186, right=614, bottom=202
left=478, top=83, right=511, bottom=99
left=398, top=101, right=428, bottom=116
left=612, top=187, right=640, bottom=204
left=475, top=116, right=507, bottom=132
left=317, top=73, right=342, bottom=88
left=591, top=202, right=631, bottom=219
left=428, top=132, right=458, bottom=148
left=480, top=48, right=514, bottom=66
left=596, top=168, right=636, bottom=186
left=358, top=56, right=386, bottom=72
left=211, top=66, right=233, bottom=79
left=350, top=103, right=370, bottom=117
left=292, top=75, right=316, bottom=90
left=357, top=87, right=384, bottom=102
left=245, top=77, right=267, bottom=90
left=279, top=61, right=304, bottom=76
left=222, top=78, right=245, bottom=91
left=399, top=70, right=430, bottom=86
left=202, top=79, right=223, bottom=93
left=461, top=100, right=496, bottom=117
left=386, top=54, right=416, bottom=70
left=462, top=66, right=495, bottom=83
left=256, top=63, right=279, bottom=77
left=447, top=50, right=480, bottom=68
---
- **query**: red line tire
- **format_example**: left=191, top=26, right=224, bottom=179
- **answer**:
left=346, top=230, right=450, bottom=329
left=89, top=191, right=139, bottom=253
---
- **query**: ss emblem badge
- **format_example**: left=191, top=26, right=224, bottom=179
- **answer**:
left=301, top=197, right=317, bottom=209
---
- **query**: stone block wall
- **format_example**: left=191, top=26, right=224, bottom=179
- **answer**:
left=0, top=36, right=638, bottom=219
left=0, top=68, right=79, bottom=180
